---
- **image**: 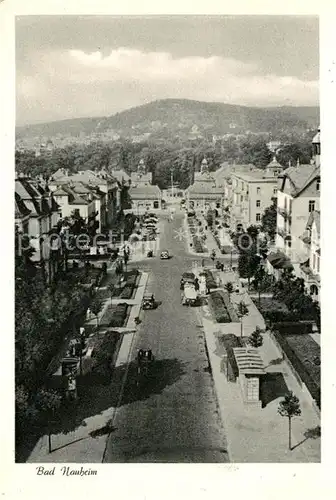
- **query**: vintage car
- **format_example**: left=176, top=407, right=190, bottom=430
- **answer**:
left=142, top=294, right=156, bottom=310
left=181, top=283, right=199, bottom=306
left=180, top=272, right=196, bottom=287
left=160, top=250, right=170, bottom=259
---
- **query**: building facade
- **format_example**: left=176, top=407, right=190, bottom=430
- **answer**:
left=268, top=128, right=321, bottom=285
left=184, top=158, right=224, bottom=212
left=128, top=159, right=162, bottom=211
left=228, top=158, right=282, bottom=231
left=15, top=176, right=62, bottom=282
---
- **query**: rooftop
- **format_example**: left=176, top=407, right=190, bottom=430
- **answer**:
left=281, top=164, right=320, bottom=197
left=232, top=348, right=265, bottom=375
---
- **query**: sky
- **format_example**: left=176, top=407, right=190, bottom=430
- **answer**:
left=16, top=15, right=319, bottom=126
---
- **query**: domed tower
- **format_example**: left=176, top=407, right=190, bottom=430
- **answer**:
left=312, top=126, right=320, bottom=167
left=265, top=156, right=283, bottom=177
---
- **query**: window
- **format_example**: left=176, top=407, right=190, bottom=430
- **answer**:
left=317, top=256, right=320, bottom=273
left=257, top=187, right=260, bottom=194
left=256, top=213, right=261, bottom=222
left=309, top=200, right=315, bottom=213
left=256, top=200, right=261, bottom=207
left=240, top=195, right=243, bottom=202
left=313, top=254, right=316, bottom=269
left=316, top=179, right=320, bottom=192
left=273, top=188, right=277, bottom=195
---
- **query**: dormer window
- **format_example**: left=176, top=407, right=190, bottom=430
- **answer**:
left=316, top=179, right=320, bottom=192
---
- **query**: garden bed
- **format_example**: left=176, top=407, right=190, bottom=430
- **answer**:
left=90, top=330, right=122, bottom=374
left=100, top=302, right=130, bottom=328
left=217, top=334, right=244, bottom=381
left=272, top=331, right=320, bottom=407
left=209, top=291, right=230, bottom=323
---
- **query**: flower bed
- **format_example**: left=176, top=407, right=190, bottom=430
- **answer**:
left=202, top=269, right=217, bottom=289
left=209, top=291, right=231, bottom=323
left=271, top=330, right=320, bottom=407
left=219, top=290, right=240, bottom=322
left=218, top=334, right=244, bottom=381
left=193, top=235, right=205, bottom=253
left=100, top=302, right=129, bottom=327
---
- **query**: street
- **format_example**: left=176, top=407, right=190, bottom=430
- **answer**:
left=104, top=211, right=229, bottom=462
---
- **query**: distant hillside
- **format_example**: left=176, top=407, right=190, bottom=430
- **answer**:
left=16, top=99, right=319, bottom=140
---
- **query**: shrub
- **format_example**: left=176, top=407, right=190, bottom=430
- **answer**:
left=264, top=309, right=300, bottom=326
left=209, top=292, right=231, bottom=323
left=109, top=303, right=128, bottom=327
left=120, top=285, right=134, bottom=299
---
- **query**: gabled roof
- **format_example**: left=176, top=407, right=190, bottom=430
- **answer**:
left=15, top=192, right=31, bottom=219
left=52, top=186, right=69, bottom=196
left=129, top=184, right=161, bottom=200
left=110, top=169, right=130, bottom=183
left=280, top=165, right=320, bottom=197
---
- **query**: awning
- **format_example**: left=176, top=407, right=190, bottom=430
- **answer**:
left=267, top=251, right=293, bottom=270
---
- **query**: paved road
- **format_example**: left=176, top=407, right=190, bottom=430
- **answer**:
left=104, top=212, right=229, bottom=462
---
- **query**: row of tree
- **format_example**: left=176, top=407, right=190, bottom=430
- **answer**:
left=15, top=131, right=315, bottom=190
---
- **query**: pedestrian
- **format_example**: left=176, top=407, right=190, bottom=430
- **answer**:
left=194, top=278, right=199, bottom=291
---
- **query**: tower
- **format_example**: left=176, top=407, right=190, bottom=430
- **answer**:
left=200, top=158, right=208, bottom=174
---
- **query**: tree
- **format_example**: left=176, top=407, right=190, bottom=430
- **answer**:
left=224, top=281, right=234, bottom=295
left=246, top=225, right=259, bottom=243
left=278, top=392, right=302, bottom=450
left=237, top=301, right=249, bottom=338
left=261, top=197, right=277, bottom=241
left=238, top=246, right=260, bottom=289
left=248, top=327, right=263, bottom=348
left=34, top=388, right=62, bottom=453
left=90, top=298, right=104, bottom=329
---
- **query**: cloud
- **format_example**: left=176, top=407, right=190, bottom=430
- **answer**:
left=16, top=48, right=318, bottom=125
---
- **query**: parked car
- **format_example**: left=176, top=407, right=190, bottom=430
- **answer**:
left=160, top=250, right=169, bottom=259
left=142, top=294, right=156, bottom=310
left=180, top=272, right=196, bottom=287
left=181, top=283, right=199, bottom=306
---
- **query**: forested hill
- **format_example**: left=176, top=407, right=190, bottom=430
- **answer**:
left=16, top=99, right=319, bottom=139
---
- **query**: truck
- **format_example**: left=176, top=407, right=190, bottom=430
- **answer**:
left=181, top=283, right=199, bottom=306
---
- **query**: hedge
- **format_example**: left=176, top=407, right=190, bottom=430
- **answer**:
left=109, top=303, right=129, bottom=327
left=218, top=290, right=240, bottom=322
left=120, top=285, right=134, bottom=299
left=209, top=291, right=231, bottom=323
left=272, top=330, right=320, bottom=408
left=218, top=334, right=243, bottom=381
left=203, top=269, right=217, bottom=289
left=264, top=310, right=300, bottom=326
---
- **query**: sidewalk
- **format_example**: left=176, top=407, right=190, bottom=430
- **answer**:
left=195, top=267, right=321, bottom=462
left=27, top=272, right=149, bottom=463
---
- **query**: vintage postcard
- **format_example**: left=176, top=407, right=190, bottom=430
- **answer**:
left=2, top=1, right=335, bottom=498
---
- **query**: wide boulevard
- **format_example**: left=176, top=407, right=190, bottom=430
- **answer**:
left=104, top=210, right=229, bottom=462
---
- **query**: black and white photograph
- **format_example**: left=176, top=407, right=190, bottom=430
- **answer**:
left=12, top=13, right=322, bottom=468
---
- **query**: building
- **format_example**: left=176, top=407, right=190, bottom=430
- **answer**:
left=228, top=157, right=282, bottom=231
left=51, top=183, right=97, bottom=231
left=268, top=128, right=321, bottom=279
left=267, top=140, right=281, bottom=153
left=128, top=159, right=161, bottom=211
left=49, top=168, right=121, bottom=230
left=298, top=210, right=321, bottom=302
left=15, top=176, right=62, bottom=282
left=184, top=158, right=224, bottom=212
